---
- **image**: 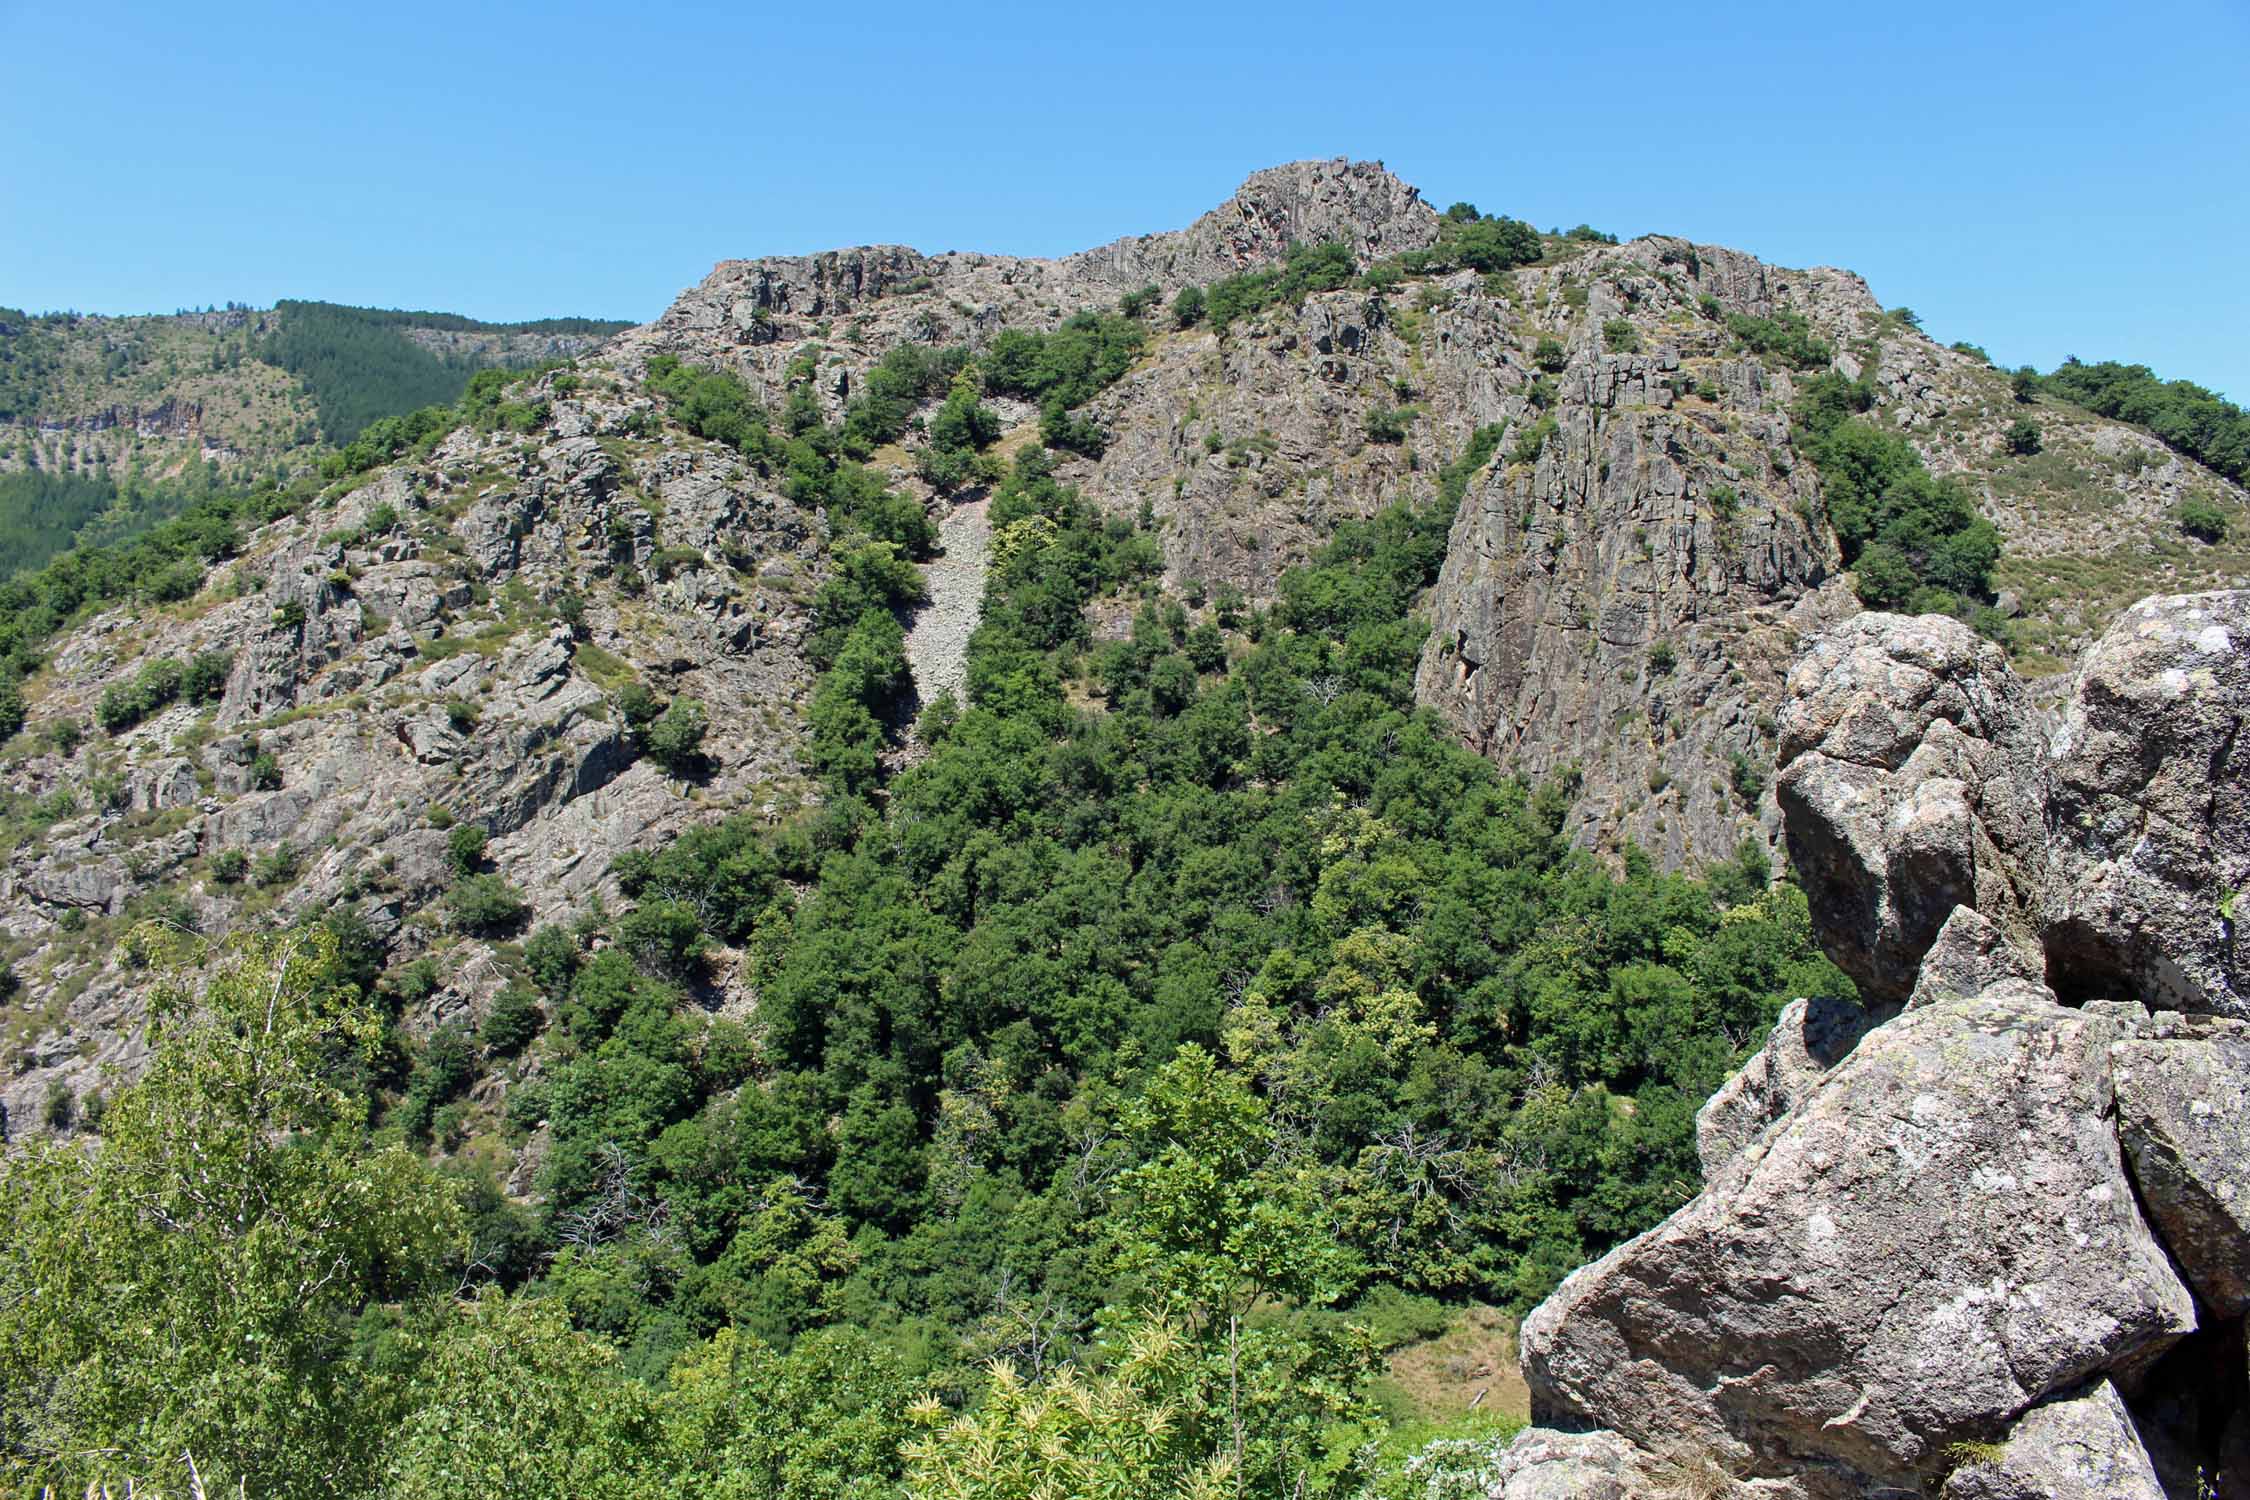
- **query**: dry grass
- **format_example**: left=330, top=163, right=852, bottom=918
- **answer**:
left=1380, top=1302, right=1530, bottom=1425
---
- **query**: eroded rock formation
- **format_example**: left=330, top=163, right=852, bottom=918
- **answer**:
left=1499, top=591, right=2250, bottom=1498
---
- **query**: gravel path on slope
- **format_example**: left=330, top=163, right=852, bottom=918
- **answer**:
left=904, top=498, right=989, bottom=713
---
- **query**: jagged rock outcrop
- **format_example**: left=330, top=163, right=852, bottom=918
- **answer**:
left=1501, top=592, right=2250, bottom=1498
left=1937, top=1382, right=2166, bottom=1500
left=1774, top=612, right=2047, bottom=1005
left=1522, top=991, right=2192, bottom=1489
left=1065, top=157, right=1440, bottom=289
left=2044, top=590, right=2249, bottom=1017
left=1409, top=254, right=1851, bottom=868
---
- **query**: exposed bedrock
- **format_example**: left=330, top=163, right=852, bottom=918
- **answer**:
left=1496, top=591, right=2250, bottom=1498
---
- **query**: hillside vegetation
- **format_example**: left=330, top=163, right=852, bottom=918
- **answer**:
left=0, top=160, right=2244, bottom=1499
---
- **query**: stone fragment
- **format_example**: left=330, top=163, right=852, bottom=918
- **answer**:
left=1906, top=904, right=2051, bottom=1010
left=1938, top=1381, right=2164, bottom=1500
left=1695, top=994, right=1880, bottom=1177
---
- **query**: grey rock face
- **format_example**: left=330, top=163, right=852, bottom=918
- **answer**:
left=1905, top=904, right=2051, bottom=1011
left=1937, top=1381, right=2164, bottom=1500
left=1775, top=612, right=2046, bottom=1005
left=1694, top=994, right=1880, bottom=1179
left=1474, top=1428, right=1662, bottom=1499
left=2111, top=1025, right=2250, bottom=1315
left=2044, top=591, right=2249, bottom=1017
left=1521, top=994, right=2194, bottom=1489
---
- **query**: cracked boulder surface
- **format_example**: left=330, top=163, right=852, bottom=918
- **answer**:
left=1519, top=992, right=2192, bottom=1491
left=2043, top=590, right=2250, bottom=1017
left=1774, top=611, right=2048, bottom=1006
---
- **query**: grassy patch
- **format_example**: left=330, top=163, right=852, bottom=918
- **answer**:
left=1374, top=1303, right=1529, bottom=1427
left=572, top=641, right=636, bottom=694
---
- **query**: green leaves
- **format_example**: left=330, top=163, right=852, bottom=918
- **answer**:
left=981, top=312, right=1147, bottom=409
left=0, top=929, right=464, bottom=1497
left=1792, top=372, right=2002, bottom=616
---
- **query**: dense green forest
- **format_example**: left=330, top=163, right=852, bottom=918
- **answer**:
left=260, top=300, right=628, bottom=445
left=0, top=309, right=67, bottom=425
left=0, top=327, right=1850, bottom=1496
left=0, top=471, right=133, bottom=577
left=0, top=462, right=246, bottom=582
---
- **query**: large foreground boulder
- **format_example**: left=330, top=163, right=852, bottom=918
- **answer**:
left=1520, top=994, right=2195, bottom=1488
left=1775, top=614, right=2046, bottom=1006
left=2044, top=591, right=2250, bottom=1018
left=1508, top=593, right=2250, bottom=1497
left=1936, top=1381, right=2164, bottom=1500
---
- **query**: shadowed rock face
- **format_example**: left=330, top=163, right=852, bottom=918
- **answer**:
left=2112, top=1025, right=2250, bottom=1317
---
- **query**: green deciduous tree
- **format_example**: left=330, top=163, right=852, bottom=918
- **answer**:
left=0, top=928, right=463, bottom=1497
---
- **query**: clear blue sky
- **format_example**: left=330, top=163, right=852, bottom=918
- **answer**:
left=4, top=0, right=2245, bottom=399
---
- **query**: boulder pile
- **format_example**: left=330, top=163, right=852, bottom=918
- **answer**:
left=1495, top=591, right=2250, bottom=1499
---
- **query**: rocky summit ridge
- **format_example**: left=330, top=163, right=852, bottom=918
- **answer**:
left=3, top=157, right=2245, bottom=1127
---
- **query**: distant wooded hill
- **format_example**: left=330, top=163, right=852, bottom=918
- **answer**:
left=0, top=298, right=631, bottom=578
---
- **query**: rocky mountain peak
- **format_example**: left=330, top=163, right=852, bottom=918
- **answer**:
left=1065, top=157, right=1440, bottom=288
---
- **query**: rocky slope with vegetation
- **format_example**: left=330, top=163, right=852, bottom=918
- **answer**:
left=614, top=157, right=2248, bottom=866
left=0, top=300, right=628, bottom=574
left=0, top=160, right=2244, bottom=1499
